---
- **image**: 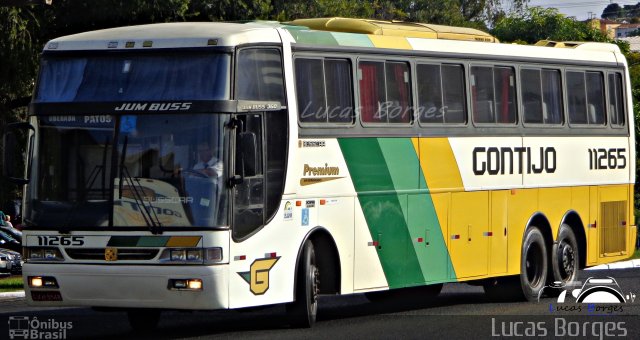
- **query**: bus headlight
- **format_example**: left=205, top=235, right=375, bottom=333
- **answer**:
left=25, top=248, right=64, bottom=262
left=159, top=247, right=222, bottom=264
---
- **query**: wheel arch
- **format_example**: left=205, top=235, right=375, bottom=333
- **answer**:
left=292, top=226, right=342, bottom=296
left=525, top=212, right=554, bottom=251
left=560, top=210, right=587, bottom=269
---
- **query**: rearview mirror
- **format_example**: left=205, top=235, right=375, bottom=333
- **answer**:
left=2, top=122, right=35, bottom=185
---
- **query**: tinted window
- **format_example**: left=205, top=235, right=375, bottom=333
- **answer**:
left=471, top=66, right=495, bottom=124
left=236, top=49, right=284, bottom=102
left=359, top=61, right=411, bottom=124
left=417, top=63, right=466, bottom=124
left=568, top=70, right=605, bottom=125
left=296, top=58, right=326, bottom=123
left=609, top=73, right=625, bottom=126
left=567, top=71, right=587, bottom=124
left=521, top=68, right=563, bottom=125
left=296, top=58, right=353, bottom=124
left=541, top=69, right=563, bottom=124
left=442, top=65, right=467, bottom=124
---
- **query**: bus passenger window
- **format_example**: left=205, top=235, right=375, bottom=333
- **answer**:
left=521, top=68, right=562, bottom=125
left=417, top=64, right=443, bottom=123
left=296, top=58, right=326, bottom=123
left=586, top=71, right=605, bottom=125
left=471, top=66, right=495, bottom=123
left=325, top=59, right=353, bottom=123
left=493, top=67, right=516, bottom=124
left=521, top=68, right=543, bottom=124
left=359, top=61, right=386, bottom=123
left=295, top=58, right=353, bottom=124
left=541, top=69, right=563, bottom=125
left=609, top=73, right=625, bottom=126
left=567, top=71, right=588, bottom=124
left=442, top=64, right=466, bottom=124
left=359, top=61, right=411, bottom=124
left=385, top=62, right=411, bottom=123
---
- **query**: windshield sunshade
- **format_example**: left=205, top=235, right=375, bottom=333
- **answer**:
left=35, top=53, right=230, bottom=102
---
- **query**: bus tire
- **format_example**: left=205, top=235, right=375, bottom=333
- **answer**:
left=552, top=224, right=579, bottom=285
left=127, top=309, right=161, bottom=333
left=286, top=240, right=319, bottom=328
left=519, top=227, right=548, bottom=301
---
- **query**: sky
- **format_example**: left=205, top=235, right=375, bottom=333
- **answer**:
left=528, top=0, right=639, bottom=21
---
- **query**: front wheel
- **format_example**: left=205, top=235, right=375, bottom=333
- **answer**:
left=286, top=241, right=319, bottom=328
left=519, top=227, right=548, bottom=301
left=552, top=224, right=579, bottom=285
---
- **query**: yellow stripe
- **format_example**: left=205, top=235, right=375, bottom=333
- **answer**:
left=166, top=236, right=201, bottom=247
left=415, top=138, right=464, bottom=191
left=368, top=35, right=412, bottom=49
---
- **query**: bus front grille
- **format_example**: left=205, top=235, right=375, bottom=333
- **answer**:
left=65, top=248, right=159, bottom=261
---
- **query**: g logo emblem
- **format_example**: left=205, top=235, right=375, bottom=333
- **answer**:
left=105, top=247, right=118, bottom=261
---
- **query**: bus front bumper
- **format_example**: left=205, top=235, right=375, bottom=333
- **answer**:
left=23, top=263, right=229, bottom=310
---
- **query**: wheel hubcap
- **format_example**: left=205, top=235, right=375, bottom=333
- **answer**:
left=558, top=241, right=575, bottom=280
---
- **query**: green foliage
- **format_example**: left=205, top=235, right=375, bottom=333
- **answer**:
left=492, top=7, right=610, bottom=44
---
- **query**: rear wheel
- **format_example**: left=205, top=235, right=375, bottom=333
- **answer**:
left=519, top=227, right=548, bottom=301
left=127, top=309, right=160, bottom=333
left=286, top=241, right=319, bottom=328
left=552, top=224, right=579, bottom=285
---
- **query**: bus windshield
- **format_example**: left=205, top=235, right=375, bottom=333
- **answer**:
left=27, top=113, right=229, bottom=229
left=36, top=52, right=230, bottom=102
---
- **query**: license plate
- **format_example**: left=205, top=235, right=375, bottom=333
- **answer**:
left=31, top=291, right=63, bottom=301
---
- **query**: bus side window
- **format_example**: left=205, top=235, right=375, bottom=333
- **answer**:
left=442, top=64, right=467, bottom=124
left=471, top=66, right=495, bottom=124
left=609, top=72, right=625, bottom=126
left=236, top=48, right=284, bottom=103
left=295, top=58, right=353, bottom=124
left=417, top=63, right=444, bottom=124
left=295, top=58, right=326, bottom=123
left=585, top=71, right=605, bottom=125
left=521, top=68, right=543, bottom=124
left=541, top=69, right=563, bottom=125
left=567, top=71, right=588, bottom=125
left=359, top=61, right=411, bottom=124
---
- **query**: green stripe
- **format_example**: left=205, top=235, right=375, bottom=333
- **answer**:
left=137, top=236, right=170, bottom=247
left=340, top=137, right=455, bottom=287
left=107, top=236, right=140, bottom=247
left=331, top=32, right=374, bottom=47
left=287, top=29, right=339, bottom=46
left=339, top=138, right=423, bottom=288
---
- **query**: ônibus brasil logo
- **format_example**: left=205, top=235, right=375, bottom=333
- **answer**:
left=8, top=316, right=72, bottom=340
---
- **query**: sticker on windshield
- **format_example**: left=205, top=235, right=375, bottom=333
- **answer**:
left=120, top=115, right=137, bottom=133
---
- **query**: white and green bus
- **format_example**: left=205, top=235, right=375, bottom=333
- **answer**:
left=3, top=17, right=636, bottom=330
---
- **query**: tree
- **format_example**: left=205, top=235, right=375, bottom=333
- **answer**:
left=492, top=6, right=610, bottom=44
left=602, top=3, right=624, bottom=19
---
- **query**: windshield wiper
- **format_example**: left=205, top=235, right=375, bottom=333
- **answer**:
left=118, top=135, right=163, bottom=234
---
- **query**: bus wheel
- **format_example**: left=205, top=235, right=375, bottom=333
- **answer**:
left=127, top=309, right=161, bottom=333
left=286, top=240, right=319, bottom=328
left=552, top=224, right=579, bottom=285
left=519, top=227, right=548, bottom=301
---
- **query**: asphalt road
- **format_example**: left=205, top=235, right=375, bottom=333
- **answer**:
left=0, top=268, right=639, bottom=339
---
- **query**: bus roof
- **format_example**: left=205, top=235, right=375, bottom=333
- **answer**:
left=43, top=22, right=282, bottom=51
left=43, top=20, right=623, bottom=65
left=288, top=17, right=498, bottom=43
